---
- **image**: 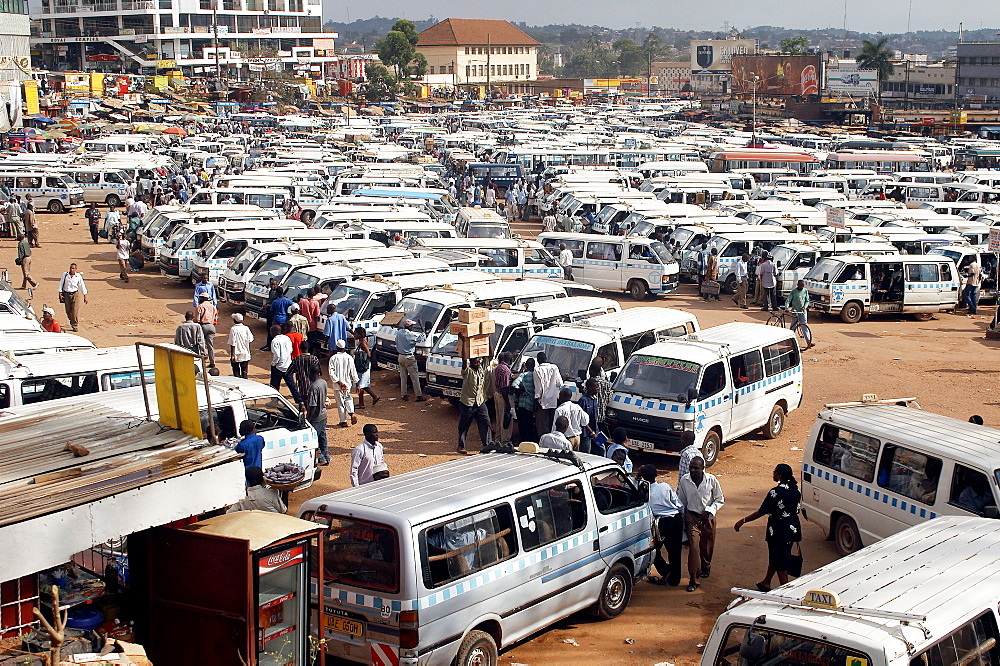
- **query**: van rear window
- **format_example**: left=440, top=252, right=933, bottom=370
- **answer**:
left=421, top=505, right=517, bottom=588
left=308, top=514, right=399, bottom=593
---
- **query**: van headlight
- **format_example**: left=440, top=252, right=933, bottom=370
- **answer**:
left=606, top=408, right=617, bottom=419
left=427, top=373, right=437, bottom=383
left=672, top=421, right=685, bottom=431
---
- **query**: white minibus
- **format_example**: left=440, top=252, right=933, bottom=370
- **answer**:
left=605, top=322, right=803, bottom=466
left=802, top=396, right=1000, bottom=554
left=412, top=238, right=562, bottom=280
left=298, top=451, right=653, bottom=666
left=702, top=516, right=1000, bottom=666
left=188, top=229, right=345, bottom=286
left=0, top=170, right=85, bottom=213
left=454, top=207, right=512, bottom=239
left=156, top=219, right=305, bottom=279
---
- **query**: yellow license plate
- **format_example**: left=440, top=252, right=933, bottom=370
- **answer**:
left=325, top=615, right=364, bottom=637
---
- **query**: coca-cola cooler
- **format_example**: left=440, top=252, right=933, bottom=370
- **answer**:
left=137, top=511, right=325, bottom=666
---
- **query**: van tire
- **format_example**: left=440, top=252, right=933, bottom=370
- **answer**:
left=628, top=280, right=648, bottom=301
left=105, top=194, right=122, bottom=208
left=592, top=563, right=632, bottom=619
left=454, top=630, right=497, bottom=666
left=763, top=404, right=785, bottom=439
left=840, top=301, right=863, bottom=324
left=300, top=209, right=314, bottom=225
left=834, top=515, right=862, bottom=556
left=47, top=200, right=64, bottom=214
left=701, top=430, right=721, bottom=467
left=723, top=274, right=737, bottom=295
left=913, top=312, right=934, bottom=322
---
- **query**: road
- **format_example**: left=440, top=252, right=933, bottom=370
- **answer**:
left=23, top=208, right=996, bottom=665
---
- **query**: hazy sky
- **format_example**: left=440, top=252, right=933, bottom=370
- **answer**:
left=326, top=0, right=994, bottom=34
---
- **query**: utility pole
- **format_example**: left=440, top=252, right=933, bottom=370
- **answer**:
left=486, top=33, right=491, bottom=100
left=212, top=0, right=223, bottom=91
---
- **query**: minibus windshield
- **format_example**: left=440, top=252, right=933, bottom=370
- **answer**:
left=805, top=258, right=844, bottom=281
left=230, top=247, right=262, bottom=276
left=648, top=241, right=675, bottom=264
left=327, top=285, right=371, bottom=317
left=711, top=625, right=870, bottom=666
left=434, top=328, right=504, bottom=357
left=390, top=299, right=445, bottom=333
left=521, top=336, right=592, bottom=377
left=251, top=258, right=296, bottom=287
left=615, top=354, right=699, bottom=400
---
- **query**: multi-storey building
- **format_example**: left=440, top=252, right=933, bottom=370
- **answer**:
left=956, top=42, right=1000, bottom=103
left=28, top=0, right=337, bottom=77
left=417, top=18, right=538, bottom=94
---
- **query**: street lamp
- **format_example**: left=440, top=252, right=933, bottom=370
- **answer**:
left=750, top=72, right=760, bottom=146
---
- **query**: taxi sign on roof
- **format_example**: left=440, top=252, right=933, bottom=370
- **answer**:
left=803, top=588, right=841, bottom=610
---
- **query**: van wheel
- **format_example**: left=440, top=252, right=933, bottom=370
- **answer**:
left=592, top=563, right=632, bottom=619
left=834, top=515, right=862, bottom=556
left=840, top=301, right=863, bottom=324
left=300, top=209, right=314, bottom=225
left=105, top=194, right=121, bottom=208
left=701, top=430, right=721, bottom=467
left=913, top=312, right=934, bottom=322
left=628, top=280, right=648, bottom=300
left=723, top=274, right=737, bottom=295
left=454, top=630, right=497, bottom=666
left=48, top=200, right=64, bottom=214
left=763, top=404, right=785, bottom=439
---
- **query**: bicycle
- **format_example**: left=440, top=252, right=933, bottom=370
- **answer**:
left=766, top=306, right=813, bottom=348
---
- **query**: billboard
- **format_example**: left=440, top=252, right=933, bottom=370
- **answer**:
left=730, top=55, right=821, bottom=96
left=826, top=62, right=878, bottom=95
left=690, top=39, right=756, bottom=73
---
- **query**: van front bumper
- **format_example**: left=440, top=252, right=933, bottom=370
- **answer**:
left=605, top=410, right=687, bottom=452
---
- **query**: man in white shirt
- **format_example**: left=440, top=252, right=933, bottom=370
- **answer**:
left=539, top=415, right=573, bottom=451
left=677, top=431, right=705, bottom=481
left=552, top=387, right=589, bottom=450
left=328, top=339, right=359, bottom=427
left=640, top=465, right=684, bottom=587
left=226, top=313, right=253, bottom=378
left=677, top=457, right=725, bottom=592
left=269, top=325, right=302, bottom=406
left=103, top=206, right=120, bottom=242
left=756, top=253, right=778, bottom=311
left=58, top=263, right=88, bottom=332
left=964, top=258, right=982, bottom=315
left=350, top=424, right=384, bottom=486
left=541, top=212, right=557, bottom=233
left=733, top=253, right=750, bottom=309
left=533, top=351, right=563, bottom=434
left=557, top=243, right=575, bottom=281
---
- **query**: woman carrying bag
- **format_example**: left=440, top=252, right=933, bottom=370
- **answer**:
left=734, top=463, right=802, bottom=591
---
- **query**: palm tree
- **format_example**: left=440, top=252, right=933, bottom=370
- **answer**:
left=856, top=37, right=895, bottom=85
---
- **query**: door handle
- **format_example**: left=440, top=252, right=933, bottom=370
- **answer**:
left=723, top=395, right=730, bottom=401
left=599, top=526, right=609, bottom=533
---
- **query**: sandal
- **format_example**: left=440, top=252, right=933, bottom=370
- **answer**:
left=755, top=582, right=772, bottom=592
left=686, top=583, right=699, bottom=592
left=372, top=396, right=381, bottom=406
left=647, top=576, right=667, bottom=586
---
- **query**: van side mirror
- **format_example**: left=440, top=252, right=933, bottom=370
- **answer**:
left=609, top=371, right=618, bottom=383
left=740, top=631, right=767, bottom=660
left=687, top=386, right=699, bottom=403
left=823, top=273, right=829, bottom=281
left=577, top=369, right=587, bottom=381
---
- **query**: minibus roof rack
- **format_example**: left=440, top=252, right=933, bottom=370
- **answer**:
left=730, top=588, right=928, bottom=624
left=482, top=443, right=585, bottom=471
left=824, top=395, right=920, bottom=409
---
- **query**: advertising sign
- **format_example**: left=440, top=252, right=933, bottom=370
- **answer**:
left=826, top=208, right=846, bottom=229
left=690, top=39, right=756, bottom=73
left=825, top=62, right=878, bottom=95
left=730, top=55, right=821, bottom=96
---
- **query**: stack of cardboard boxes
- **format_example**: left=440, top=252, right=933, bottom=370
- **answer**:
left=449, top=307, right=496, bottom=359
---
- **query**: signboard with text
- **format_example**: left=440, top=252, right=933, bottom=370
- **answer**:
left=690, top=39, right=756, bottom=73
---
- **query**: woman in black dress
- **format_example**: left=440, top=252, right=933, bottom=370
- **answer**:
left=734, top=463, right=802, bottom=591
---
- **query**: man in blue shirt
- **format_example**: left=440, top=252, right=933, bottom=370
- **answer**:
left=395, top=319, right=426, bottom=401
left=192, top=275, right=217, bottom=308
left=266, top=288, right=293, bottom=350
left=234, top=420, right=265, bottom=474
left=323, top=302, right=349, bottom=351
left=640, top=464, right=684, bottom=587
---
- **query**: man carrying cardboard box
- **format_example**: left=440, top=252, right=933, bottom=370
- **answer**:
left=457, top=356, right=493, bottom=455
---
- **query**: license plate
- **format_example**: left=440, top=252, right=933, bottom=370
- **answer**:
left=442, top=388, right=461, bottom=397
left=246, top=311, right=260, bottom=319
left=325, top=615, right=365, bottom=638
left=630, top=438, right=657, bottom=450
left=383, top=362, right=399, bottom=371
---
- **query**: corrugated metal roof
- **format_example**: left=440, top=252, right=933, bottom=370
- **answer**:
left=417, top=19, right=540, bottom=47
left=0, top=402, right=239, bottom=528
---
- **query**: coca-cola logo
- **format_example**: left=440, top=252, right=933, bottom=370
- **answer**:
left=266, top=550, right=294, bottom=567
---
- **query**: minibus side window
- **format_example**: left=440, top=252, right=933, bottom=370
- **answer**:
left=595, top=343, right=619, bottom=371
left=699, top=362, right=726, bottom=400
left=950, top=465, right=998, bottom=517
left=562, top=240, right=585, bottom=258
left=515, top=481, right=587, bottom=550
left=906, top=263, right=940, bottom=282
left=421, top=505, right=517, bottom=588
left=730, top=351, right=764, bottom=388
left=876, top=444, right=942, bottom=505
left=21, top=373, right=100, bottom=404
left=200, top=405, right=238, bottom=440
left=812, top=424, right=879, bottom=482
left=762, top=339, right=800, bottom=377
left=0, top=383, right=8, bottom=408
left=835, top=264, right=865, bottom=283
left=75, top=172, right=99, bottom=184
left=591, top=469, right=643, bottom=514
left=587, top=242, right=622, bottom=262
left=910, top=611, right=1000, bottom=666
left=716, top=625, right=872, bottom=666
left=104, top=369, right=155, bottom=391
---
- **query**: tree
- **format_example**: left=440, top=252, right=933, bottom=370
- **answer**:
left=374, top=19, right=423, bottom=78
left=614, top=38, right=645, bottom=76
left=362, top=63, right=397, bottom=102
left=779, top=36, right=809, bottom=55
left=856, top=37, right=895, bottom=84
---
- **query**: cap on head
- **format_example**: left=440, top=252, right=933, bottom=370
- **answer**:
left=199, top=293, right=210, bottom=300
left=232, top=313, right=244, bottom=323
left=336, top=339, right=346, bottom=349
left=42, top=307, right=55, bottom=316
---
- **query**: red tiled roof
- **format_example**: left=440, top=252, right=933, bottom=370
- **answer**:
left=418, top=18, right=540, bottom=47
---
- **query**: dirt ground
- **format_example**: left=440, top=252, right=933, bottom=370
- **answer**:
left=19, top=209, right=998, bottom=665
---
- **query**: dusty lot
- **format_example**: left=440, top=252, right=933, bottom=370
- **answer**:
left=20, top=209, right=997, bottom=665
